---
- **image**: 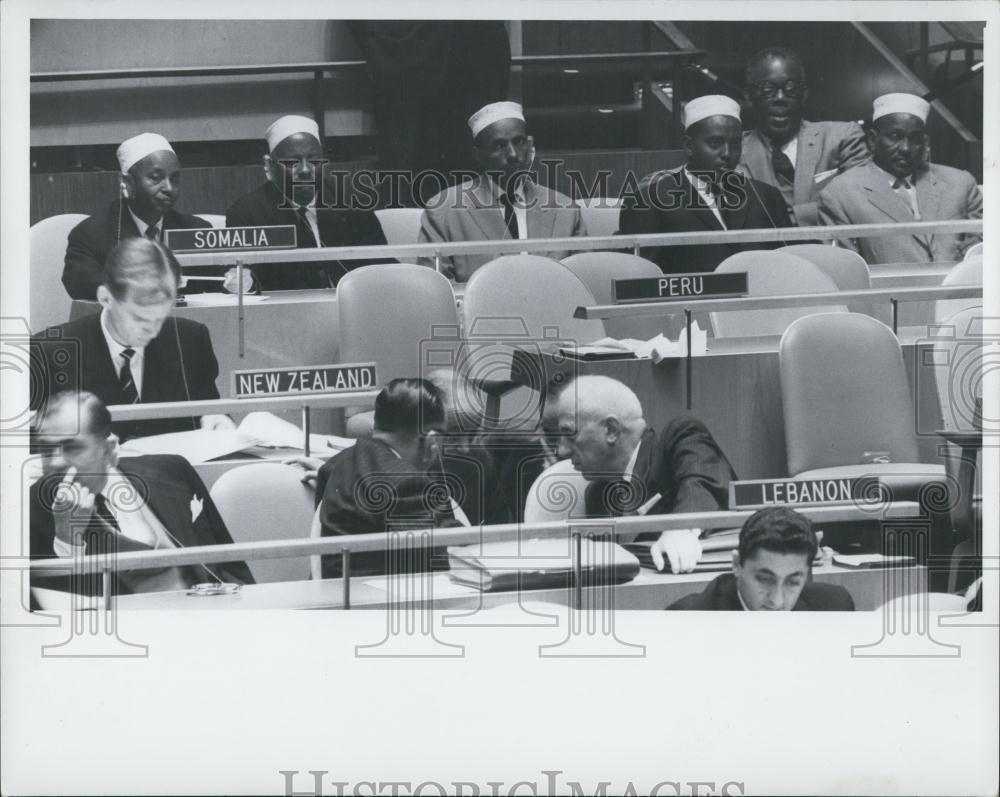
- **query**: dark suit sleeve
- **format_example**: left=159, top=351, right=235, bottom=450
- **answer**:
left=619, top=177, right=668, bottom=269
left=224, top=198, right=254, bottom=229
left=62, top=219, right=105, bottom=300
left=168, top=455, right=255, bottom=585
left=661, top=417, right=736, bottom=514
left=190, top=322, right=221, bottom=401
left=837, top=122, right=871, bottom=172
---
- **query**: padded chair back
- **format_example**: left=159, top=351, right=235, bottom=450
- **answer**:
left=574, top=197, right=622, bottom=238
left=936, top=255, right=983, bottom=323
left=310, top=505, right=323, bottom=580
left=713, top=250, right=847, bottom=337
left=780, top=312, right=920, bottom=475
left=780, top=244, right=871, bottom=291
left=963, top=242, right=983, bottom=259
left=209, top=463, right=316, bottom=583
left=193, top=213, right=226, bottom=229
left=374, top=208, right=424, bottom=246
left=338, top=263, right=461, bottom=424
left=933, top=305, right=984, bottom=433
left=462, top=255, right=606, bottom=428
left=561, top=251, right=671, bottom=340
left=30, top=214, right=87, bottom=332
left=524, top=458, right=589, bottom=523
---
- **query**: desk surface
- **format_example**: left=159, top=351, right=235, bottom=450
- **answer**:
left=110, top=563, right=925, bottom=612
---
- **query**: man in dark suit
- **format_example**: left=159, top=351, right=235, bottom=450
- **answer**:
left=225, top=114, right=389, bottom=291
left=30, top=391, right=253, bottom=597
left=668, top=507, right=854, bottom=610
left=33, top=238, right=231, bottom=441
left=739, top=47, right=870, bottom=226
left=316, top=378, right=464, bottom=579
left=619, top=94, right=792, bottom=274
left=818, top=92, right=982, bottom=264
left=62, top=132, right=212, bottom=300
left=554, top=375, right=736, bottom=574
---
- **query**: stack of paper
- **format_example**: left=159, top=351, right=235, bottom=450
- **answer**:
left=237, top=412, right=354, bottom=454
left=625, top=529, right=825, bottom=573
left=560, top=323, right=707, bottom=363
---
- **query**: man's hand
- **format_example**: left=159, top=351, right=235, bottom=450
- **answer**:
left=200, top=414, right=236, bottom=431
left=51, top=466, right=96, bottom=547
left=650, top=528, right=702, bottom=573
left=282, top=455, right=325, bottom=489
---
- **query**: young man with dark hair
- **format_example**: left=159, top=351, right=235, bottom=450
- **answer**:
left=667, top=506, right=855, bottom=610
left=739, top=47, right=869, bottom=226
left=315, top=378, right=466, bottom=578
left=32, top=238, right=231, bottom=440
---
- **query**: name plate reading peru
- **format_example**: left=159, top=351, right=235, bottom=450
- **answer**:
left=730, top=477, right=888, bottom=510
left=165, top=225, right=297, bottom=253
left=232, top=363, right=377, bottom=399
left=612, top=272, right=748, bottom=304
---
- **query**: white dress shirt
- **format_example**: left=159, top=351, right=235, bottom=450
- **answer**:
left=127, top=208, right=164, bottom=241
left=100, top=308, right=145, bottom=397
left=52, top=467, right=177, bottom=557
left=683, top=168, right=727, bottom=229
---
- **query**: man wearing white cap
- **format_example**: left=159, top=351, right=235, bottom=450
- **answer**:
left=225, top=114, right=388, bottom=291
left=62, top=132, right=211, bottom=300
left=739, top=47, right=869, bottom=226
left=619, top=94, right=792, bottom=274
left=417, top=101, right=586, bottom=282
left=818, top=92, right=982, bottom=263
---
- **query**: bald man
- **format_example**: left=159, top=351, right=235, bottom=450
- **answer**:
left=554, top=376, right=736, bottom=573
left=63, top=132, right=211, bottom=300
left=225, top=114, right=388, bottom=290
left=818, top=92, right=982, bottom=263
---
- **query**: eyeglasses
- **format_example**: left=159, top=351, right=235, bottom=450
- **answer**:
left=751, top=80, right=805, bottom=99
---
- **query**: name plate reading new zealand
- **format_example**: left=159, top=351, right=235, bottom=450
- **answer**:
left=730, top=477, right=887, bottom=510
left=165, top=225, right=297, bottom=253
left=232, top=363, right=377, bottom=399
left=612, top=272, right=748, bottom=304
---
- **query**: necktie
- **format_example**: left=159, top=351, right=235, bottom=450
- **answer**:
left=144, top=225, right=160, bottom=242
left=772, top=142, right=795, bottom=184
left=295, top=205, right=319, bottom=247
left=892, top=177, right=919, bottom=219
left=93, top=493, right=121, bottom=534
left=500, top=190, right=519, bottom=239
left=119, top=347, right=140, bottom=404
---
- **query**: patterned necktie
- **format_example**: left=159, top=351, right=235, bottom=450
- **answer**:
left=295, top=205, right=319, bottom=247
left=119, top=347, right=140, bottom=404
left=144, top=225, right=160, bottom=242
left=500, top=190, right=520, bottom=239
left=772, top=142, right=795, bottom=183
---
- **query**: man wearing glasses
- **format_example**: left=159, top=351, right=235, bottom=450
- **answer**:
left=739, top=47, right=869, bottom=226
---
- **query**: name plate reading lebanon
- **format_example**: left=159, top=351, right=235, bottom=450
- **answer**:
left=165, top=225, right=297, bottom=253
left=613, top=272, right=748, bottom=304
left=730, top=477, right=888, bottom=510
left=233, top=363, right=377, bottom=399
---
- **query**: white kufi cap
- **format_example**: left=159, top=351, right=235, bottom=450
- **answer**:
left=682, top=94, right=741, bottom=129
left=265, top=114, right=321, bottom=153
left=116, top=133, right=174, bottom=174
left=872, top=92, right=930, bottom=123
left=468, top=101, right=525, bottom=138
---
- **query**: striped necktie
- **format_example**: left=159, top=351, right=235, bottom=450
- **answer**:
left=119, top=347, right=140, bottom=404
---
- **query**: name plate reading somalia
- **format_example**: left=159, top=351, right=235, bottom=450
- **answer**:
left=165, top=225, right=297, bottom=253
left=232, top=363, right=377, bottom=399
left=729, top=477, right=887, bottom=510
left=612, top=272, right=748, bottom=304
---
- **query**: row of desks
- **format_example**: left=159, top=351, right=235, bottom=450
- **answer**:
left=109, top=562, right=928, bottom=611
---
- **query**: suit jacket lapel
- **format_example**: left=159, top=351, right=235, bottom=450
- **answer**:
left=742, top=131, right=775, bottom=184
left=679, top=173, right=725, bottom=232
left=526, top=181, right=556, bottom=239
left=468, top=176, right=511, bottom=241
left=914, top=168, right=941, bottom=253
left=82, top=314, right=121, bottom=401
left=794, top=122, right=822, bottom=205
left=863, top=163, right=915, bottom=224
